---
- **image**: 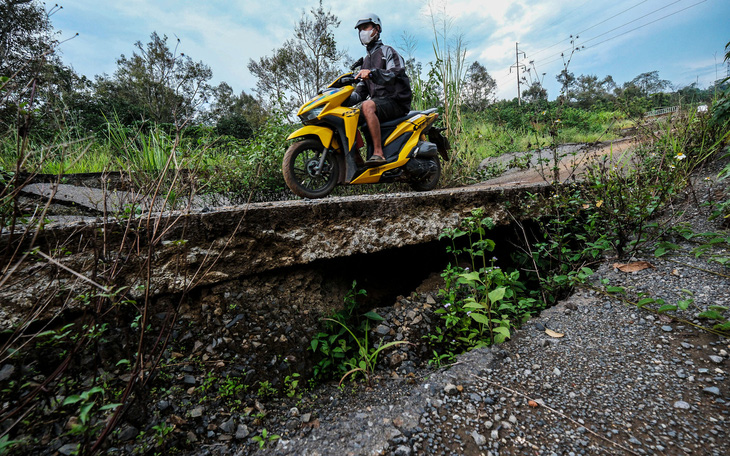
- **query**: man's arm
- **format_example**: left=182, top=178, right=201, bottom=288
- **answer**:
left=348, top=81, right=367, bottom=105
left=370, top=46, right=407, bottom=85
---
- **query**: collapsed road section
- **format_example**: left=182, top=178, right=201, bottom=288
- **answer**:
left=1, top=182, right=548, bottom=328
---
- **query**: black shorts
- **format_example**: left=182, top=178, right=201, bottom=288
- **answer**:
left=372, top=97, right=409, bottom=123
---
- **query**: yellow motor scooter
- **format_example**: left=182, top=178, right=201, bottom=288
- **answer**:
left=283, top=64, right=449, bottom=199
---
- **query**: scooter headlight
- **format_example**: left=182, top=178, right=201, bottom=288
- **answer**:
left=299, top=106, right=324, bottom=124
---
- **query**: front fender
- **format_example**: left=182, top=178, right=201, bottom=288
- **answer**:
left=286, top=126, right=334, bottom=148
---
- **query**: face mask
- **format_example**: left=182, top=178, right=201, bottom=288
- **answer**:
left=359, top=29, right=376, bottom=46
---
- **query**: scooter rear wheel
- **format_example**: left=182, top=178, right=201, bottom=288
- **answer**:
left=283, top=139, right=340, bottom=198
left=409, top=158, right=441, bottom=192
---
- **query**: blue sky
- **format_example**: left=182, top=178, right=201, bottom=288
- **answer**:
left=50, top=0, right=729, bottom=101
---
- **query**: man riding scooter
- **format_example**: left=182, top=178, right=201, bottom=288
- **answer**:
left=349, top=13, right=413, bottom=166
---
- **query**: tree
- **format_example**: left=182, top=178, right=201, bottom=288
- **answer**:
left=0, top=0, right=61, bottom=135
left=99, top=32, right=214, bottom=126
left=555, top=69, right=576, bottom=103
left=462, top=61, right=496, bottom=111
left=248, top=1, right=345, bottom=109
left=521, top=82, right=547, bottom=104
left=208, top=82, right=267, bottom=139
left=0, top=0, right=55, bottom=79
left=572, top=74, right=616, bottom=110
left=628, top=71, right=671, bottom=98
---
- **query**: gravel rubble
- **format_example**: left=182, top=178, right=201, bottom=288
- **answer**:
left=247, top=161, right=730, bottom=456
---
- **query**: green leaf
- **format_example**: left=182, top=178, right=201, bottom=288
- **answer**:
left=62, top=395, right=82, bottom=406
left=657, top=304, right=678, bottom=313
left=458, top=271, right=482, bottom=284
left=99, top=403, right=122, bottom=412
left=677, top=299, right=693, bottom=311
left=470, top=313, right=489, bottom=324
left=698, top=310, right=725, bottom=320
left=464, top=300, right=486, bottom=310
left=606, top=286, right=625, bottom=294
left=79, top=401, right=95, bottom=424
left=713, top=321, right=730, bottom=332
left=488, top=287, right=506, bottom=303
left=637, top=298, right=655, bottom=308
left=494, top=326, right=510, bottom=335
left=654, top=242, right=680, bottom=257
left=363, top=311, right=385, bottom=322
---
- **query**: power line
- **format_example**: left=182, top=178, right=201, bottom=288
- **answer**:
left=529, top=0, right=649, bottom=60
left=582, top=0, right=707, bottom=50
left=580, top=0, right=684, bottom=46
left=576, top=0, right=649, bottom=36
left=492, top=0, right=710, bottom=96
left=532, top=0, right=684, bottom=67
left=527, top=0, right=596, bottom=59
left=526, top=0, right=706, bottom=77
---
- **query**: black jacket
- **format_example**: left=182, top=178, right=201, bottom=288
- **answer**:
left=350, top=40, right=412, bottom=111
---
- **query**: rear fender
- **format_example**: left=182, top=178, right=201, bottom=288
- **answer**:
left=427, top=128, right=451, bottom=161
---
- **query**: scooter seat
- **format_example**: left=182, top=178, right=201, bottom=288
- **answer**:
left=381, top=108, right=438, bottom=127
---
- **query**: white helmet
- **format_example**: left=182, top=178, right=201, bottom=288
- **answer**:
left=354, top=13, right=382, bottom=32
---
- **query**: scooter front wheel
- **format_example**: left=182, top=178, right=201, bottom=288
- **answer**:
left=283, top=139, right=340, bottom=198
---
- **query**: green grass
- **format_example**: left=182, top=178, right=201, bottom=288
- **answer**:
left=0, top=106, right=635, bottom=194
left=439, top=109, right=626, bottom=186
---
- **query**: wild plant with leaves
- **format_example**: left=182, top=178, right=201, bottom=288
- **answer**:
left=429, top=209, right=534, bottom=362
left=309, top=281, right=406, bottom=385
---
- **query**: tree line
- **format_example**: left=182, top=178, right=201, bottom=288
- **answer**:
left=1, top=0, right=724, bottom=144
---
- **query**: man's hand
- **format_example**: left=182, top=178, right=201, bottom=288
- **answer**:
left=356, top=69, right=371, bottom=80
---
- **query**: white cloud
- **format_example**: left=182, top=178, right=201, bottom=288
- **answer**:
left=49, top=0, right=730, bottom=101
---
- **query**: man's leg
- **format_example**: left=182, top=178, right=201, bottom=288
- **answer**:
left=361, top=99, right=384, bottom=160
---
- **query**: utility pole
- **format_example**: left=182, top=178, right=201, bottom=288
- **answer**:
left=510, top=42, right=526, bottom=105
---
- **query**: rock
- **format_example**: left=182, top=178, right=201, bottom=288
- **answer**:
left=703, top=387, right=721, bottom=396
left=394, top=445, right=412, bottom=456
left=709, top=355, right=723, bottom=364
left=116, top=425, right=139, bottom=441
left=553, top=367, right=561, bottom=376
left=661, top=326, right=673, bottom=332
left=0, top=364, right=14, bottom=382
left=190, top=407, right=204, bottom=418
left=235, top=424, right=249, bottom=440
left=301, top=413, right=312, bottom=423
left=220, top=417, right=236, bottom=434
left=444, top=384, right=459, bottom=396
left=471, top=430, right=487, bottom=446
left=58, top=443, right=79, bottom=456
left=673, top=400, right=690, bottom=410
left=375, top=324, right=391, bottom=336
left=390, top=352, right=407, bottom=367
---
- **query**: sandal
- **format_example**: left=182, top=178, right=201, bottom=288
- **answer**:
left=366, top=155, right=387, bottom=166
